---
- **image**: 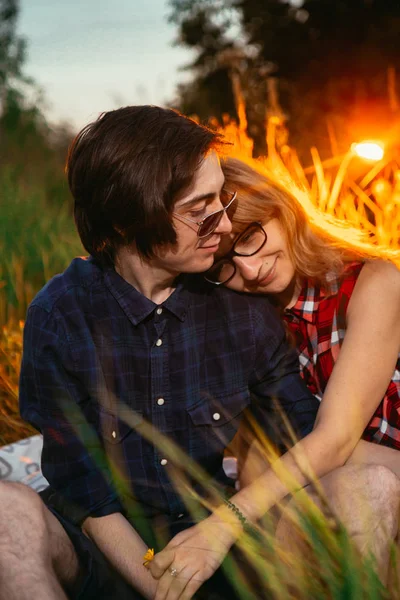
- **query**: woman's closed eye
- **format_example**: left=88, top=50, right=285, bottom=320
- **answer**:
left=241, top=233, right=252, bottom=244
left=239, top=232, right=257, bottom=247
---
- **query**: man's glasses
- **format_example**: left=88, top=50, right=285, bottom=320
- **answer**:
left=204, top=222, right=267, bottom=285
left=173, top=191, right=237, bottom=238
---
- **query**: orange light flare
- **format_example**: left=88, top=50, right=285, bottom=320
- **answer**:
left=216, top=112, right=400, bottom=251
left=351, top=141, right=384, bottom=161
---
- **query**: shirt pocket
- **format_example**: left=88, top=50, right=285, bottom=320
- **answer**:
left=187, top=389, right=250, bottom=428
left=99, top=405, right=144, bottom=444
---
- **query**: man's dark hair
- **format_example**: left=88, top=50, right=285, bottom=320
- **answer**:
left=66, top=105, right=224, bottom=265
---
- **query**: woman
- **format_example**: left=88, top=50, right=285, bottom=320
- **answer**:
left=148, top=158, right=400, bottom=600
left=208, top=157, right=400, bottom=465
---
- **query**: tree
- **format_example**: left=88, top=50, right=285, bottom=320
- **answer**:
left=169, top=0, right=400, bottom=158
left=0, top=0, right=27, bottom=111
left=169, top=0, right=239, bottom=121
left=240, top=0, right=400, bottom=155
left=0, top=0, right=72, bottom=194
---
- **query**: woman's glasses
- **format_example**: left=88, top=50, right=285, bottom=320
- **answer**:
left=173, top=191, right=237, bottom=238
left=204, top=222, right=267, bottom=285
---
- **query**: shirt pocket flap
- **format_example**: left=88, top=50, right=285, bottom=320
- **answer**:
left=187, top=390, right=250, bottom=427
left=99, top=407, right=143, bottom=444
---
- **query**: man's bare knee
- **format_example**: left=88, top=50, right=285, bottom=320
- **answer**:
left=0, top=481, right=46, bottom=535
left=0, top=480, right=40, bottom=504
left=0, top=481, right=80, bottom=588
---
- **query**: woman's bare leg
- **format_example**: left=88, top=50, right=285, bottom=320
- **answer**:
left=275, top=464, right=400, bottom=584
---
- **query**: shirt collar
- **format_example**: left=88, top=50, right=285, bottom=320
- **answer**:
left=103, top=267, right=189, bottom=326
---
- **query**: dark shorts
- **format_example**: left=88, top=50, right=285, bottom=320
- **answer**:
left=40, top=488, right=269, bottom=600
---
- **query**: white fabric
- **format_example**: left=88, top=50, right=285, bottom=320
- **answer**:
left=0, top=435, right=48, bottom=492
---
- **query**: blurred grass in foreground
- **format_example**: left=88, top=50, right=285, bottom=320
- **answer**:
left=129, top=411, right=399, bottom=599
left=61, top=397, right=399, bottom=599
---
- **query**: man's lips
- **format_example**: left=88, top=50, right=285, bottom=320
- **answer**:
left=199, top=245, right=220, bottom=252
left=199, top=238, right=221, bottom=250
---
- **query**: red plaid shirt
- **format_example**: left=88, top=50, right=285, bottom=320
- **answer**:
left=283, top=261, right=400, bottom=450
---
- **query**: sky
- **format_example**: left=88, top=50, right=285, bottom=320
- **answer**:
left=17, top=0, right=194, bottom=131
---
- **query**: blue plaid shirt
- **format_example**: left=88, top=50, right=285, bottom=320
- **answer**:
left=19, top=257, right=318, bottom=522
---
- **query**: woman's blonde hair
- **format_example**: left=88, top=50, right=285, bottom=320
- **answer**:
left=222, top=157, right=400, bottom=287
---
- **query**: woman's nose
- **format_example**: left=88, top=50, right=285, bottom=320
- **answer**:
left=233, top=255, right=261, bottom=281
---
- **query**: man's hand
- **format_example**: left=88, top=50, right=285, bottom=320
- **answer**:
left=149, top=514, right=241, bottom=600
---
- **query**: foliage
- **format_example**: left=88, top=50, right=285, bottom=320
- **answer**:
left=0, top=0, right=27, bottom=102
left=0, top=321, right=35, bottom=445
left=169, top=0, right=239, bottom=122
left=0, top=1, right=79, bottom=327
left=170, top=0, right=400, bottom=158
left=0, top=171, right=82, bottom=442
left=0, top=158, right=81, bottom=443
left=0, top=170, right=83, bottom=326
left=0, top=0, right=81, bottom=442
left=0, top=87, right=73, bottom=192
left=0, top=0, right=74, bottom=191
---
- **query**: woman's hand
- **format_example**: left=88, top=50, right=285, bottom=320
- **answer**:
left=149, top=513, right=241, bottom=600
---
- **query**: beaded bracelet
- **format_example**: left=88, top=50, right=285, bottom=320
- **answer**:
left=223, top=499, right=263, bottom=542
left=223, top=498, right=248, bottom=530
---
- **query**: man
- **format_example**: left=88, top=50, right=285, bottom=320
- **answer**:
left=0, top=106, right=397, bottom=600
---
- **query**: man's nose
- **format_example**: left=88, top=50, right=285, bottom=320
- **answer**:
left=215, top=210, right=232, bottom=235
left=233, top=255, right=261, bottom=281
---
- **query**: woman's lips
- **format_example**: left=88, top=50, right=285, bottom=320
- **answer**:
left=258, top=257, right=277, bottom=286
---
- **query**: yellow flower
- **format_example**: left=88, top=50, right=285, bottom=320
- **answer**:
left=143, top=548, right=155, bottom=568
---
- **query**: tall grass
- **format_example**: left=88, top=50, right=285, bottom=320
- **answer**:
left=0, top=167, right=83, bottom=326
left=0, top=166, right=82, bottom=443
left=0, top=321, right=35, bottom=445
left=61, top=397, right=398, bottom=599
left=219, top=81, right=400, bottom=258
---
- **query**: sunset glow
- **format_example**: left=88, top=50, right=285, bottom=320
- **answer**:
left=352, top=142, right=384, bottom=161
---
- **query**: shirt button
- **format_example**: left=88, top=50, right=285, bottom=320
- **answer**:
left=212, top=412, right=221, bottom=421
left=160, top=458, right=168, bottom=466
left=155, top=339, right=163, bottom=347
left=157, top=398, right=165, bottom=406
left=111, top=430, right=117, bottom=439
left=156, top=307, right=163, bottom=315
